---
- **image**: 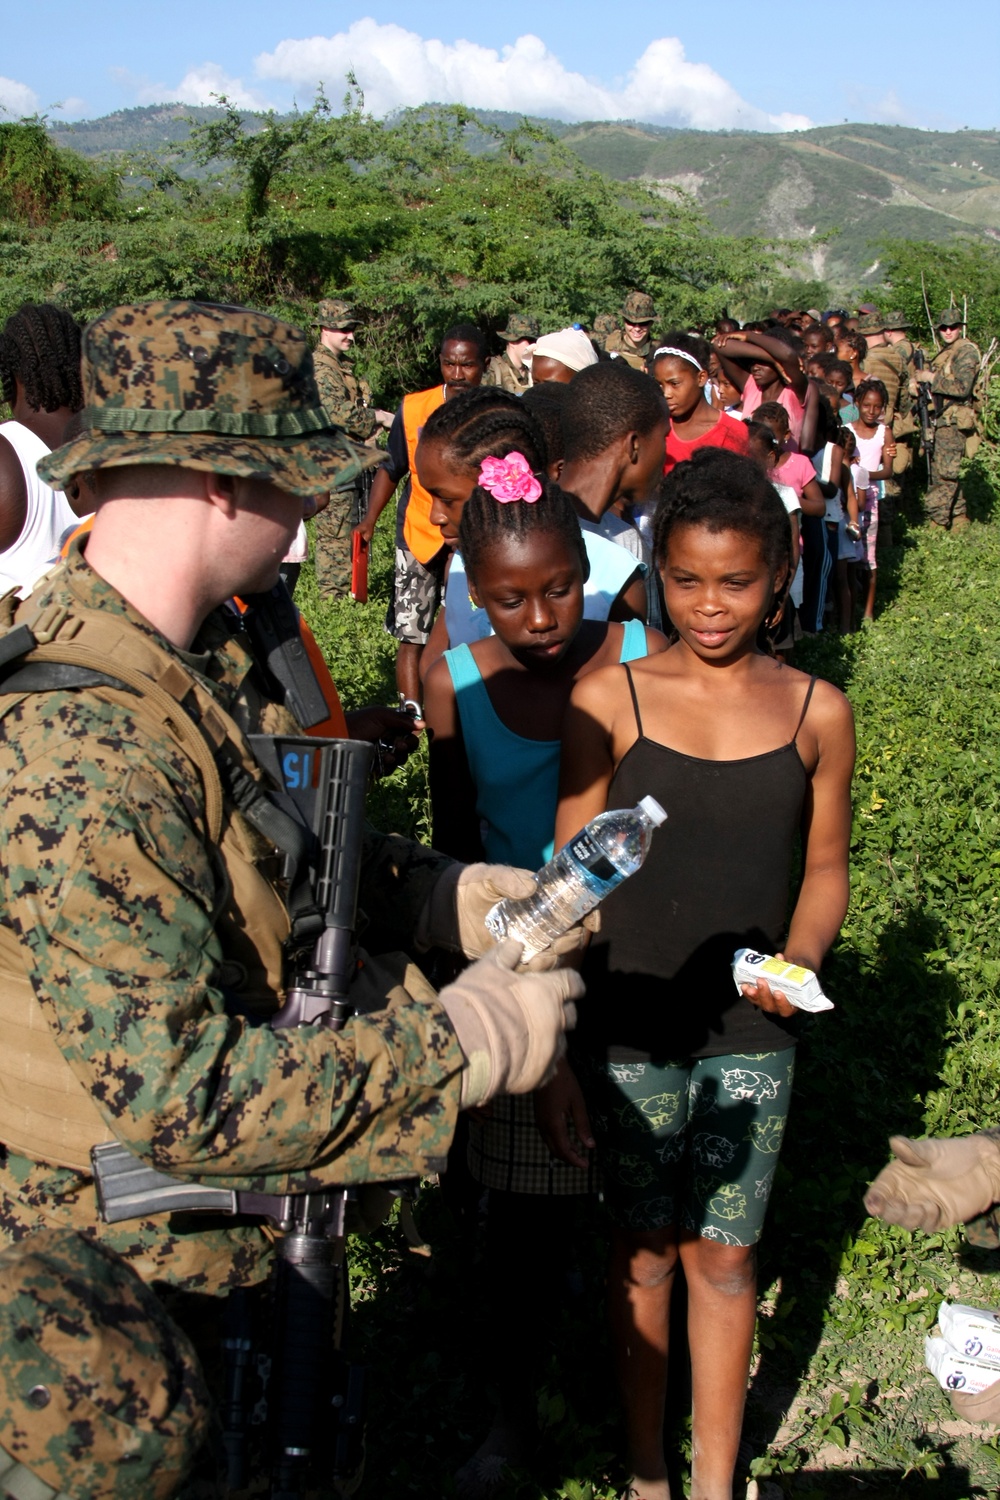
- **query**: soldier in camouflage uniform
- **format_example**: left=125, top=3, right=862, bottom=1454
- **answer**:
left=916, top=307, right=982, bottom=527
left=483, top=314, right=537, bottom=393
left=0, top=300, right=582, bottom=1308
left=604, top=291, right=656, bottom=371
left=590, top=312, right=619, bottom=353
left=311, top=299, right=394, bottom=600
left=858, top=311, right=908, bottom=540
left=0, top=1228, right=210, bottom=1498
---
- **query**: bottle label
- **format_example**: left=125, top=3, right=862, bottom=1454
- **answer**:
left=570, top=831, right=617, bottom=884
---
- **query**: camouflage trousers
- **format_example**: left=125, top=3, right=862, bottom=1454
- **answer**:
left=925, top=425, right=967, bottom=526
left=313, top=488, right=359, bottom=600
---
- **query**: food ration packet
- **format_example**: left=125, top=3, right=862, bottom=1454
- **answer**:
left=731, top=949, right=834, bottom=1013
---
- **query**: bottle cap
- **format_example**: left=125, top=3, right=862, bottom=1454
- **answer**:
left=638, top=795, right=667, bottom=827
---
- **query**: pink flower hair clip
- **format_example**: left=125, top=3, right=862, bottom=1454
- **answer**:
left=477, top=452, right=543, bottom=503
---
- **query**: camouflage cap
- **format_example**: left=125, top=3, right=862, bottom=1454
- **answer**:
left=498, top=313, right=539, bottom=342
left=38, top=300, right=370, bottom=497
left=313, top=297, right=359, bottom=330
left=882, top=310, right=911, bottom=331
left=0, top=1229, right=210, bottom=1500
left=936, top=306, right=964, bottom=328
left=591, top=313, right=619, bottom=339
left=856, top=311, right=886, bottom=334
left=622, top=291, right=656, bottom=323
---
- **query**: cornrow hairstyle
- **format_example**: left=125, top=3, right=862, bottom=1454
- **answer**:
left=0, top=303, right=83, bottom=414
left=855, top=377, right=888, bottom=409
left=649, top=330, right=712, bottom=374
left=838, top=330, right=868, bottom=360
left=441, top=323, right=487, bottom=359
left=754, top=401, right=790, bottom=434
left=561, top=359, right=667, bottom=463
left=653, top=448, right=791, bottom=581
left=459, top=477, right=590, bottom=587
left=521, top=380, right=569, bottom=465
left=744, top=421, right=779, bottom=463
left=420, top=386, right=547, bottom=473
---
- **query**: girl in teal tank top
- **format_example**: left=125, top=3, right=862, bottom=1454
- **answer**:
left=424, top=474, right=665, bottom=868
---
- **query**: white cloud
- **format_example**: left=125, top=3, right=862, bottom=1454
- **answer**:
left=255, top=22, right=812, bottom=132
left=169, top=64, right=271, bottom=111
left=52, top=96, right=89, bottom=118
left=113, top=63, right=271, bottom=111
left=0, top=76, right=40, bottom=118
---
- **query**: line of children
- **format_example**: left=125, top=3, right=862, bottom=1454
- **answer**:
left=424, top=459, right=667, bottom=1496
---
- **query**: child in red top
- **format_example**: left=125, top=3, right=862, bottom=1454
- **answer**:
left=652, top=332, right=750, bottom=475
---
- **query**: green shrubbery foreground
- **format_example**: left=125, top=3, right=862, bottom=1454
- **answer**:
left=299, top=454, right=1000, bottom=1496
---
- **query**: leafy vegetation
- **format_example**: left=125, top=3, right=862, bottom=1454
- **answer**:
left=0, top=95, right=777, bottom=404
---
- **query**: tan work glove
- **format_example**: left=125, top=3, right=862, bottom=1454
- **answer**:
left=416, top=862, right=598, bottom=972
left=951, top=1376, right=1000, bottom=1425
left=864, top=1132, right=1000, bottom=1231
left=437, top=939, right=583, bottom=1108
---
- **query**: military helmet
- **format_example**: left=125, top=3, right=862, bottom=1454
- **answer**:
left=936, top=306, right=964, bottom=329
left=38, top=300, right=372, bottom=498
left=314, top=297, right=359, bottom=330
left=0, top=1230, right=210, bottom=1499
left=856, top=311, right=886, bottom=335
left=882, top=310, right=911, bottom=331
left=497, top=313, right=539, bottom=342
left=622, top=291, right=656, bottom=324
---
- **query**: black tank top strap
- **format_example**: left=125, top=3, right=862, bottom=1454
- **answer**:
left=623, top=662, right=644, bottom=738
left=792, top=675, right=818, bottom=744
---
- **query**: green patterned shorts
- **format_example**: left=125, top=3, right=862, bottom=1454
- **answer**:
left=580, top=1049, right=796, bottom=1245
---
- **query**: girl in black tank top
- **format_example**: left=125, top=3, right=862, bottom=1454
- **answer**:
left=537, top=451, right=855, bottom=1500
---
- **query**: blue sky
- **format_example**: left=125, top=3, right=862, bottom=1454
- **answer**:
left=2, top=1, right=998, bottom=132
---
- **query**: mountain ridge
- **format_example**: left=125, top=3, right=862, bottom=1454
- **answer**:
left=48, top=106, right=999, bottom=288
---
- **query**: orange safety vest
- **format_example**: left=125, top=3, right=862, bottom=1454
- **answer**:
left=400, top=385, right=447, bottom=565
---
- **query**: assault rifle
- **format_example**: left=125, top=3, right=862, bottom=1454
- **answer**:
left=913, top=349, right=935, bottom=472
left=93, top=731, right=375, bottom=1497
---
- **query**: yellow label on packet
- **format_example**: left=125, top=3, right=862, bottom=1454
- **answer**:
left=759, top=958, right=809, bottom=985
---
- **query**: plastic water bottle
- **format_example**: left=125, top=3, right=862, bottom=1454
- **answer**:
left=486, top=796, right=667, bottom=961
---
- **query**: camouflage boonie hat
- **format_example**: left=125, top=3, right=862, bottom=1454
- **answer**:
left=313, top=297, right=359, bottom=330
left=882, top=310, right=911, bottom=331
left=498, top=313, right=539, bottom=342
left=0, top=1230, right=210, bottom=1499
left=856, top=311, right=886, bottom=334
left=622, top=291, right=656, bottom=323
left=38, top=300, right=370, bottom=497
left=936, top=306, right=964, bottom=328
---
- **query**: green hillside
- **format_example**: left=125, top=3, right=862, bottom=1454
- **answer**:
left=45, top=105, right=1000, bottom=292
left=561, top=121, right=1000, bottom=286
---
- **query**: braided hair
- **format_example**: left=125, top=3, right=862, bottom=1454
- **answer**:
left=0, top=303, right=83, bottom=413
left=459, top=477, right=590, bottom=586
left=420, top=386, right=548, bottom=473
left=854, top=377, right=888, bottom=410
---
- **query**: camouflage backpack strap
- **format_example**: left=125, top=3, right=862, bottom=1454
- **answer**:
left=4, top=598, right=230, bottom=842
